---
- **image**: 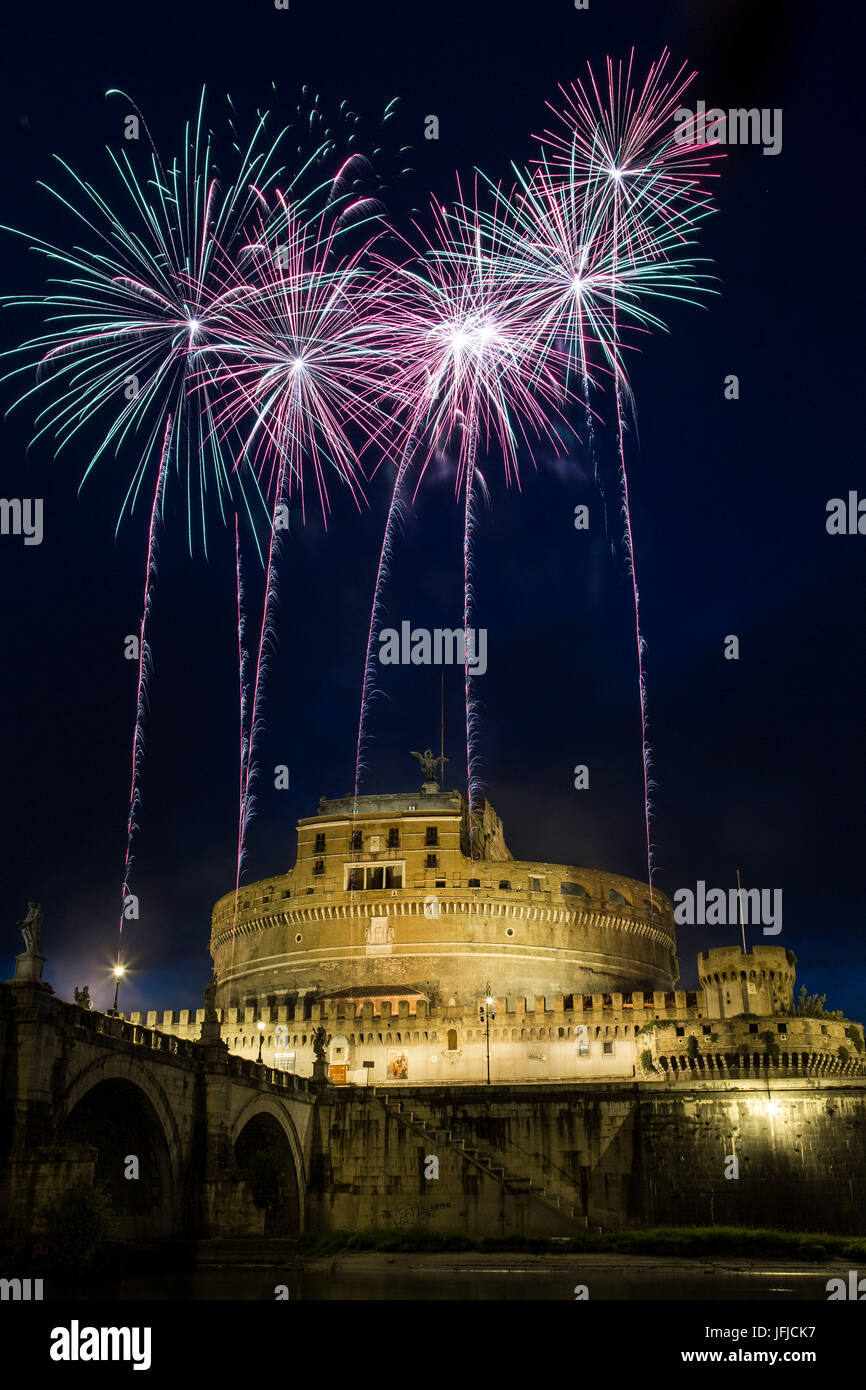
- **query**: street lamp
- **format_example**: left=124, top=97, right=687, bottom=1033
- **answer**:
left=257, top=1020, right=265, bottom=1063
left=112, top=962, right=125, bottom=1014
left=479, top=983, right=496, bottom=1085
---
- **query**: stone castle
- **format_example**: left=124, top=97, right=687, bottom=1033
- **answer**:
left=3, top=769, right=865, bottom=1244
left=143, top=776, right=864, bottom=1090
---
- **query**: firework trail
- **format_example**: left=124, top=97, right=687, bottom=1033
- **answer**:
left=201, top=193, right=391, bottom=883
left=117, top=413, right=171, bottom=959
left=0, top=89, right=323, bottom=964
left=536, top=53, right=721, bottom=903
left=462, top=428, right=482, bottom=828
left=351, top=431, right=418, bottom=814
left=353, top=184, right=570, bottom=812
left=487, top=150, right=712, bottom=892
left=229, top=514, right=252, bottom=966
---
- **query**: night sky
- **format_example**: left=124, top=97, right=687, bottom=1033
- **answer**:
left=1, top=0, right=862, bottom=1022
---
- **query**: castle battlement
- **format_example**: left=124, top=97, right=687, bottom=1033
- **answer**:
left=132, top=950, right=865, bottom=1087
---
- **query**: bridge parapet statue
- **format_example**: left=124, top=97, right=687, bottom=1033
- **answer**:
left=7, top=901, right=50, bottom=987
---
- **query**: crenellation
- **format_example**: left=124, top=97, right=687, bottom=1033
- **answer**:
left=140, top=948, right=864, bottom=1087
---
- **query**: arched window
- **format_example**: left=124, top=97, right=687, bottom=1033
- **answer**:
left=447, top=1029, right=458, bottom=1051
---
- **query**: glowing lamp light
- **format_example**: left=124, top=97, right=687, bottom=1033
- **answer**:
left=111, top=961, right=126, bottom=1013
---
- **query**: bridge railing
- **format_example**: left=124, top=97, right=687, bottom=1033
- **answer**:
left=68, top=998, right=313, bottom=1091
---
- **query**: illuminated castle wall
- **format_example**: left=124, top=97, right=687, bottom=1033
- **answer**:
left=129, top=783, right=865, bottom=1088
left=210, top=788, right=678, bottom=1015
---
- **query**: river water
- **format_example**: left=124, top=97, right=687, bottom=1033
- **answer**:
left=50, top=1259, right=835, bottom=1301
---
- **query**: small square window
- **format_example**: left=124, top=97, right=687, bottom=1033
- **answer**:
left=468, top=878, right=480, bottom=888
left=777, top=1023, right=787, bottom=1034
left=313, top=859, right=325, bottom=876
left=702, top=1025, right=712, bottom=1035
left=435, top=878, right=446, bottom=888
left=675, top=1026, right=685, bottom=1037
left=748, top=1023, right=759, bottom=1034
left=499, top=880, right=511, bottom=891
left=426, top=853, right=438, bottom=869
left=602, top=1041, right=614, bottom=1055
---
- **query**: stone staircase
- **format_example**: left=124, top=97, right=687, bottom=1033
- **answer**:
left=381, top=1096, right=597, bottom=1232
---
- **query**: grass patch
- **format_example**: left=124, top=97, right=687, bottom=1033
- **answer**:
left=295, top=1226, right=866, bottom=1261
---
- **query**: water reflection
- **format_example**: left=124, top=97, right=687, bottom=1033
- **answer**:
left=51, top=1264, right=831, bottom=1301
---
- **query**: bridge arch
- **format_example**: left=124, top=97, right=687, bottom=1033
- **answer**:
left=58, top=1057, right=183, bottom=1239
left=229, top=1093, right=306, bottom=1233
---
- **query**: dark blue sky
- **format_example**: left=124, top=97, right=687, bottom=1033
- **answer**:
left=2, top=0, right=862, bottom=1021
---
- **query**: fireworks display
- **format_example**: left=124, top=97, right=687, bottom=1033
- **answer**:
left=2, top=54, right=721, bottom=944
left=528, top=50, right=722, bottom=902
left=352, top=183, right=572, bottom=817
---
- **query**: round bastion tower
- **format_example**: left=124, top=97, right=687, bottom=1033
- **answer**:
left=210, top=781, right=678, bottom=1014
left=698, top=945, right=797, bottom=1019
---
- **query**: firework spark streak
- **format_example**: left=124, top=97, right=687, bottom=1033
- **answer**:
left=353, top=186, right=570, bottom=808
left=202, top=197, right=387, bottom=523
left=230, top=515, right=252, bottom=963
left=537, top=48, right=722, bottom=243
left=0, top=88, right=293, bottom=554
left=525, top=55, right=721, bottom=903
left=194, top=195, right=391, bottom=840
left=201, top=195, right=390, bottom=905
left=234, top=489, right=283, bottom=954
left=462, top=433, right=482, bottom=826
left=117, top=414, right=171, bottom=953
left=352, top=433, right=419, bottom=816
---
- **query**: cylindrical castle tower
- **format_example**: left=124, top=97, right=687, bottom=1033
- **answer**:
left=211, top=787, right=678, bottom=1011
left=698, top=945, right=797, bottom=1018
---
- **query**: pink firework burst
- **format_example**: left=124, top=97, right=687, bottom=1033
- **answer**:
left=537, top=47, right=722, bottom=259
left=353, top=180, right=572, bottom=819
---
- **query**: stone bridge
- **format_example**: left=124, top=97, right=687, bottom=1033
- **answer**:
left=0, top=982, right=317, bottom=1241
left=4, top=980, right=866, bottom=1244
